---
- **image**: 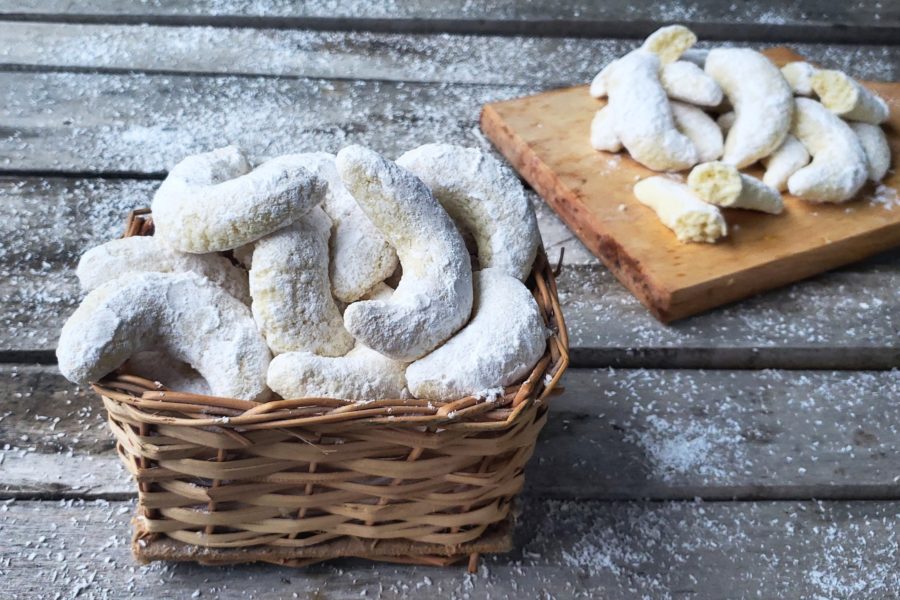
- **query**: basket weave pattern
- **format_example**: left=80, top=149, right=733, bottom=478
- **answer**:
left=94, top=209, right=569, bottom=570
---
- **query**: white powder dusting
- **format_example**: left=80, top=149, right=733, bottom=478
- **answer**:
left=398, top=143, right=540, bottom=281
left=337, top=145, right=473, bottom=361
left=628, top=414, right=745, bottom=482
left=406, top=269, right=545, bottom=400
left=868, top=183, right=899, bottom=210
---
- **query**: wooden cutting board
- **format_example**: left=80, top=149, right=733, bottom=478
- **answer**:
left=481, top=47, right=900, bottom=322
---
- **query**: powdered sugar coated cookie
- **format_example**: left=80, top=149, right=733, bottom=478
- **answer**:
left=788, top=98, right=868, bottom=203
left=57, top=271, right=271, bottom=401
left=336, top=145, right=473, bottom=361
left=77, top=235, right=250, bottom=304
left=397, top=143, right=541, bottom=281
left=607, top=50, right=698, bottom=171
left=293, top=152, right=398, bottom=302
left=405, top=268, right=546, bottom=400
left=152, top=146, right=326, bottom=253
left=250, top=207, right=354, bottom=356
left=705, top=48, right=793, bottom=168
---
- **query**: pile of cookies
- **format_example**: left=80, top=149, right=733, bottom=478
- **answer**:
left=56, top=144, right=546, bottom=402
left=589, top=25, right=892, bottom=243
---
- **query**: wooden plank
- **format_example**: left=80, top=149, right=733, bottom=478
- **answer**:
left=4, top=365, right=899, bottom=500
left=0, top=71, right=530, bottom=176
left=0, top=0, right=897, bottom=43
left=0, top=53, right=897, bottom=175
left=481, top=47, right=900, bottom=322
left=1, top=499, right=897, bottom=598
left=2, top=177, right=898, bottom=367
left=1, top=22, right=899, bottom=85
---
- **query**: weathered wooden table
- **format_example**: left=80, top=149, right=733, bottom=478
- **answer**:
left=1, top=3, right=898, bottom=598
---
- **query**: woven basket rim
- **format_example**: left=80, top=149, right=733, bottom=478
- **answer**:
left=92, top=208, right=570, bottom=430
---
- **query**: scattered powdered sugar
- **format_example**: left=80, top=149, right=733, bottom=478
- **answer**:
left=0, top=178, right=158, bottom=351
left=867, top=182, right=899, bottom=209
left=627, top=414, right=745, bottom=482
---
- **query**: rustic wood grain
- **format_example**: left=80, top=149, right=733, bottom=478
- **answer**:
left=4, top=364, right=899, bottom=501
left=1, top=499, right=896, bottom=598
left=481, top=48, right=900, bottom=322
left=1, top=22, right=898, bottom=86
left=0, top=0, right=897, bottom=43
left=1, top=43, right=898, bottom=177
left=2, top=177, right=898, bottom=367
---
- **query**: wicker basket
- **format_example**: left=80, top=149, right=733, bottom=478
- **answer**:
left=93, top=209, right=569, bottom=571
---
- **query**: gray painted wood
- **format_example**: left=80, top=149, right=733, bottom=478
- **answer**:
left=0, top=0, right=897, bottom=43
left=1, top=22, right=898, bottom=85
left=4, top=364, right=899, bottom=500
left=2, top=177, right=898, bottom=368
left=1, top=41, right=898, bottom=177
left=1, top=499, right=897, bottom=598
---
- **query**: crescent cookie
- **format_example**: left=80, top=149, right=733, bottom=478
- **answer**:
left=688, top=162, right=784, bottom=214
left=295, top=152, right=399, bottom=303
left=336, top=145, right=473, bottom=361
left=850, top=122, right=891, bottom=182
left=811, top=70, right=890, bottom=125
left=77, top=235, right=250, bottom=304
left=124, top=350, right=213, bottom=396
left=397, top=143, right=541, bottom=281
left=405, top=269, right=546, bottom=400
left=762, top=135, right=811, bottom=191
left=590, top=106, right=622, bottom=152
left=671, top=101, right=724, bottom=163
left=705, top=48, right=794, bottom=168
left=249, top=207, right=354, bottom=357
left=606, top=50, right=698, bottom=172
left=788, top=98, right=868, bottom=203
left=661, top=61, right=724, bottom=107
left=152, top=146, right=326, bottom=253
left=267, top=346, right=408, bottom=401
left=633, top=176, right=726, bottom=243
left=640, top=25, right=697, bottom=65
left=56, top=272, right=271, bottom=401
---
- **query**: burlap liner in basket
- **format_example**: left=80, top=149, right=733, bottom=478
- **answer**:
left=92, top=208, right=569, bottom=572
